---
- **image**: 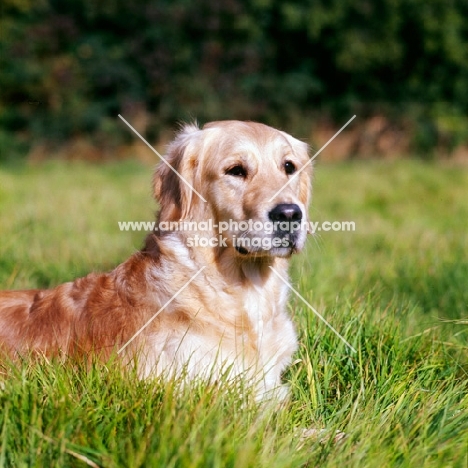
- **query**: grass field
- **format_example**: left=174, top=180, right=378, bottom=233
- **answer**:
left=0, top=159, right=467, bottom=467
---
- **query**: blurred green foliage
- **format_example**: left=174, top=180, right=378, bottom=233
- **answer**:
left=1, top=0, right=468, bottom=159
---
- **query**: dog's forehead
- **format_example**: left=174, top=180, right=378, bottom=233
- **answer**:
left=203, top=121, right=294, bottom=157
left=203, top=120, right=281, bottom=140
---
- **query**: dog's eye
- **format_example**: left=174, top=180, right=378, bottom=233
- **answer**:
left=226, top=165, right=247, bottom=177
left=284, top=161, right=296, bottom=175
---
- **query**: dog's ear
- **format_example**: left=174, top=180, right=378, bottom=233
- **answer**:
left=153, top=123, right=203, bottom=222
left=298, top=153, right=313, bottom=218
left=280, top=133, right=313, bottom=217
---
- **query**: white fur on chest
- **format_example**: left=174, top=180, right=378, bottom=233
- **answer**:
left=242, top=274, right=298, bottom=395
left=140, top=237, right=298, bottom=399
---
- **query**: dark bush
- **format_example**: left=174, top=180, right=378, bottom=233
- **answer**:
left=1, top=0, right=467, bottom=158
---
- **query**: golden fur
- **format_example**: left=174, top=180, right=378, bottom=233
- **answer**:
left=0, top=120, right=312, bottom=400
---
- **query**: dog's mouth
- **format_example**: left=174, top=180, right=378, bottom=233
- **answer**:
left=222, top=215, right=306, bottom=258
left=234, top=244, right=297, bottom=258
left=233, top=232, right=301, bottom=258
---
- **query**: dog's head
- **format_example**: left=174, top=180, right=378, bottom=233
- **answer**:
left=154, top=120, right=312, bottom=258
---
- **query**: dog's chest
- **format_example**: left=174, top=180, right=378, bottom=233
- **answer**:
left=142, top=260, right=298, bottom=393
left=242, top=282, right=297, bottom=371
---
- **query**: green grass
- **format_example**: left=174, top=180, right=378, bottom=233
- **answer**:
left=0, top=159, right=467, bottom=467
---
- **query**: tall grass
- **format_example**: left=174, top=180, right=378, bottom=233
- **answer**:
left=0, top=160, right=467, bottom=467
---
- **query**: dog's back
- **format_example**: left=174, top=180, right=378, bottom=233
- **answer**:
left=0, top=253, right=164, bottom=360
left=0, top=289, right=42, bottom=354
left=0, top=272, right=125, bottom=358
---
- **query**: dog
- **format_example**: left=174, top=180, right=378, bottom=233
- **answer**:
left=0, top=120, right=312, bottom=401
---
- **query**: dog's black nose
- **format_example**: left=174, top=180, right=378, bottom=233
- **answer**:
left=268, top=203, right=302, bottom=222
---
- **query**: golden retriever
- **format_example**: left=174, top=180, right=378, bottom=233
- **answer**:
left=0, top=120, right=312, bottom=401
